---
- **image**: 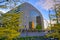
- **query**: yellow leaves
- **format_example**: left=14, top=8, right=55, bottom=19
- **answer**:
left=8, top=33, right=20, bottom=38
left=6, top=29, right=20, bottom=38
left=46, top=24, right=60, bottom=39
left=0, top=12, right=24, bottom=39
left=0, top=28, right=20, bottom=39
left=2, top=13, right=23, bottom=27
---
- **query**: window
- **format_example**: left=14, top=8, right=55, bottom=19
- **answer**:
left=29, top=10, right=40, bottom=28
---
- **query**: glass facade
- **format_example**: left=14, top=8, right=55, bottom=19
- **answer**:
left=29, top=10, right=40, bottom=28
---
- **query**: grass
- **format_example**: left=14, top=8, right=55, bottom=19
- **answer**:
left=16, top=36, right=45, bottom=40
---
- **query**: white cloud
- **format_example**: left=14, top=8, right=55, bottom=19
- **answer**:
left=0, top=8, right=10, bottom=13
left=36, top=0, right=55, bottom=10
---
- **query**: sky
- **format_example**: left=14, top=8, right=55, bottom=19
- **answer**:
left=0, top=0, right=55, bottom=19
left=0, top=0, right=56, bottom=28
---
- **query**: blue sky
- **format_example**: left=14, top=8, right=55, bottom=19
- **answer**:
left=0, top=0, right=55, bottom=20
left=26, top=0, right=55, bottom=20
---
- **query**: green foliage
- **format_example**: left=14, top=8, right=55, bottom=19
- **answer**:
left=16, top=36, right=45, bottom=40
left=47, top=4, right=60, bottom=39
left=0, top=28, right=20, bottom=40
left=36, top=24, right=42, bottom=30
left=46, top=24, right=60, bottom=40
left=0, top=12, right=23, bottom=40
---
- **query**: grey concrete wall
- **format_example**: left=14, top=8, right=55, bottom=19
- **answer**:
left=20, top=32, right=47, bottom=37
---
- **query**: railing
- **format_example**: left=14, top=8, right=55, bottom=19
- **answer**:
left=19, top=29, right=47, bottom=37
left=19, top=29, right=45, bottom=32
left=13, top=36, right=59, bottom=40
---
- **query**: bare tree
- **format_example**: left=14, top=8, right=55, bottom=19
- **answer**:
left=0, top=0, right=26, bottom=9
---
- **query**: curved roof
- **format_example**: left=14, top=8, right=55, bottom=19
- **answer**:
left=6, top=2, right=44, bottom=27
left=7, top=2, right=43, bottom=17
left=7, top=2, right=43, bottom=20
left=21, top=2, right=43, bottom=17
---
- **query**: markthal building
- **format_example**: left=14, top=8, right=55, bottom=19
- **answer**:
left=6, top=2, right=44, bottom=30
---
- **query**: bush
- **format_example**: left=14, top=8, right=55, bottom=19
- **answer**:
left=36, top=24, right=42, bottom=30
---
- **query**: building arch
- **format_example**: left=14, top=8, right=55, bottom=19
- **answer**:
left=6, top=2, right=44, bottom=29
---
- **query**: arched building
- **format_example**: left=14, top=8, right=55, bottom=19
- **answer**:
left=6, top=2, right=44, bottom=30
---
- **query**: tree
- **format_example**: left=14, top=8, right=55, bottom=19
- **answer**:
left=0, top=0, right=25, bottom=9
left=46, top=0, right=60, bottom=39
left=0, top=12, right=23, bottom=40
left=36, top=24, right=42, bottom=30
